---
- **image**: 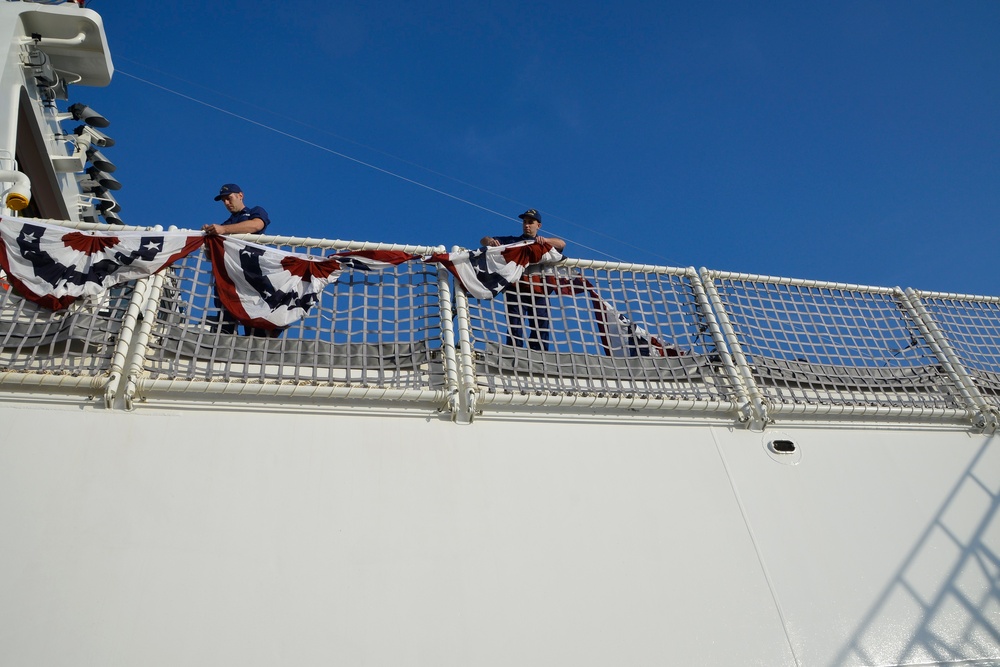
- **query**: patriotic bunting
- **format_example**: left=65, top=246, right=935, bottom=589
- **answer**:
left=595, top=297, right=670, bottom=357
left=425, top=239, right=563, bottom=299
left=0, top=216, right=203, bottom=310
left=548, top=271, right=675, bottom=357
left=205, top=235, right=417, bottom=330
left=1, top=218, right=680, bottom=357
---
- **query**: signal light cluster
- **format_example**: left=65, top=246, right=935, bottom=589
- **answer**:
left=60, top=103, right=122, bottom=225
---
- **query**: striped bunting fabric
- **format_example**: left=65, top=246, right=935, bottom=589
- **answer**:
left=0, top=216, right=203, bottom=310
left=425, top=239, right=563, bottom=299
left=205, top=235, right=417, bottom=331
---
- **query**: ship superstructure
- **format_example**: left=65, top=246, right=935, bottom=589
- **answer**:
left=1, top=2, right=998, bottom=665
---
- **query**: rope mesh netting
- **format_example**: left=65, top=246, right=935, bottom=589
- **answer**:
left=465, top=265, right=736, bottom=404
left=915, top=294, right=1000, bottom=409
left=0, top=275, right=128, bottom=376
left=143, top=243, right=445, bottom=390
left=709, top=277, right=966, bottom=411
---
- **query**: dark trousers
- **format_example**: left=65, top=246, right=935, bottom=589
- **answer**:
left=505, top=289, right=551, bottom=351
left=210, top=296, right=281, bottom=338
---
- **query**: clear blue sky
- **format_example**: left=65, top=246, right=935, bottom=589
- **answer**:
left=78, top=1, right=999, bottom=296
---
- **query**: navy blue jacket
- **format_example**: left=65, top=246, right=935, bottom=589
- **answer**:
left=222, top=205, right=270, bottom=232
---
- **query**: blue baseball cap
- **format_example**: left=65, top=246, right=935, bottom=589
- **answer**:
left=518, top=208, right=541, bottom=223
left=214, top=183, right=242, bottom=201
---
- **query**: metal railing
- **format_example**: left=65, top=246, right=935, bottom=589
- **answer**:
left=123, top=234, right=455, bottom=410
left=454, top=260, right=743, bottom=418
left=701, top=270, right=978, bottom=425
left=2, top=217, right=999, bottom=427
left=906, top=289, right=1000, bottom=424
left=0, top=273, right=138, bottom=403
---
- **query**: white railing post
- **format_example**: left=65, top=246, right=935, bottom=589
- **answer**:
left=102, top=274, right=152, bottom=408
left=121, top=272, right=166, bottom=411
left=452, top=267, right=479, bottom=423
left=435, top=263, right=462, bottom=420
left=688, top=268, right=749, bottom=422
left=699, top=268, right=769, bottom=426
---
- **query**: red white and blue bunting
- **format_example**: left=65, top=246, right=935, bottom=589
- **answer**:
left=547, top=270, right=674, bottom=357
left=1, top=219, right=671, bottom=357
left=204, top=235, right=417, bottom=331
left=425, top=239, right=563, bottom=299
left=0, top=217, right=202, bottom=310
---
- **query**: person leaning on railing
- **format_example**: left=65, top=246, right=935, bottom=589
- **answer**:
left=480, top=209, right=566, bottom=352
left=202, top=183, right=278, bottom=337
left=203, top=183, right=270, bottom=237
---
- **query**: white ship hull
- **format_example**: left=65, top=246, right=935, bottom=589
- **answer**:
left=2, top=394, right=997, bottom=665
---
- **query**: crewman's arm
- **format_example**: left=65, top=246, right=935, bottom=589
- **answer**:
left=536, top=236, right=566, bottom=251
left=202, top=218, right=266, bottom=236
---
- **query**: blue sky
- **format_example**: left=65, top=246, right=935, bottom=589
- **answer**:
left=78, top=1, right=1000, bottom=295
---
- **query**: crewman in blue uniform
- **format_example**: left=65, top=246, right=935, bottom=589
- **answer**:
left=203, top=183, right=270, bottom=236
left=481, top=209, right=566, bottom=351
left=205, top=183, right=276, bottom=336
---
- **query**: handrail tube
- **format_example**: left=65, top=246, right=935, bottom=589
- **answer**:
left=20, top=31, right=88, bottom=47
left=766, top=401, right=975, bottom=421
left=704, top=269, right=900, bottom=296
left=435, top=265, right=462, bottom=419
left=477, top=390, right=737, bottom=413
left=0, top=371, right=106, bottom=395
left=911, top=289, right=1000, bottom=305
left=453, top=278, right=479, bottom=421
left=131, top=378, right=447, bottom=405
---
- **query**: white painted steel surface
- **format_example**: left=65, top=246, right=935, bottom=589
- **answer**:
left=714, top=426, right=1000, bottom=666
left=1, top=397, right=997, bottom=666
